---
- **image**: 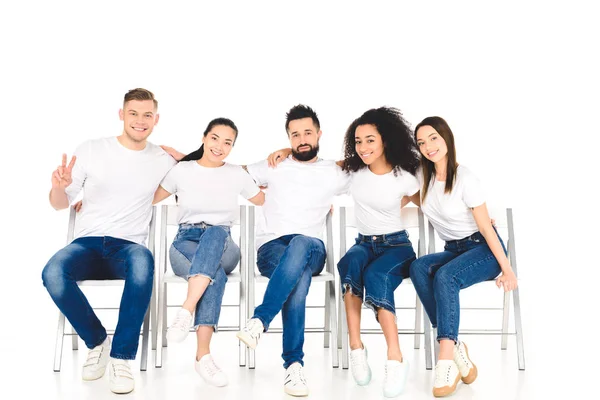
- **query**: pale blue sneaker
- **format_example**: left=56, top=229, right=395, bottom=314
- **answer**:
left=349, top=345, right=372, bottom=386
left=383, top=359, right=409, bottom=397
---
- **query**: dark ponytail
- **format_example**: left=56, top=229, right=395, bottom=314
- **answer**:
left=180, top=117, right=239, bottom=162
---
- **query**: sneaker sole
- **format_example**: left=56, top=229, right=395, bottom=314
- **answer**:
left=284, top=387, right=309, bottom=397
left=433, top=372, right=461, bottom=397
left=82, top=370, right=106, bottom=381
left=110, top=385, right=134, bottom=394
left=166, top=330, right=189, bottom=344
left=236, top=332, right=257, bottom=350
left=460, top=343, right=478, bottom=384
left=354, top=368, right=372, bottom=386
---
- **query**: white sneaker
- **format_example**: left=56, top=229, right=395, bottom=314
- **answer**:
left=349, top=345, right=372, bottom=386
left=82, top=336, right=111, bottom=381
left=109, top=358, right=135, bottom=394
left=453, top=341, right=477, bottom=384
left=167, top=308, right=193, bottom=343
left=284, top=362, right=309, bottom=397
left=433, top=359, right=461, bottom=397
left=383, top=359, right=409, bottom=398
left=236, top=318, right=264, bottom=349
left=195, top=354, right=228, bottom=387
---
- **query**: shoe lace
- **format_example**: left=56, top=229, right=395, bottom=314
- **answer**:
left=350, top=351, right=368, bottom=373
left=83, top=346, right=104, bottom=367
left=288, top=364, right=306, bottom=385
left=434, top=363, right=453, bottom=386
left=203, top=358, right=222, bottom=378
left=171, top=310, right=191, bottom=330
left=245, top=319, right=262, bottom=339
left=457, top=345, right=471, bottom=366
left=112, top=362, right=133, bottom=379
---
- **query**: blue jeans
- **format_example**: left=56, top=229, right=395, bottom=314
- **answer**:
left=41, top=236, right=154, bottom=360
left=409, top=230, right=506, bottom=342
left=253, top=234, right=326, bottom=369
left=337, top=230, right=415, bottom=320
left=169, top=223, right=239, bottom=329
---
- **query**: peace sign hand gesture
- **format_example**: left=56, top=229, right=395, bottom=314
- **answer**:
left=52, top=154, right=77, bottom=190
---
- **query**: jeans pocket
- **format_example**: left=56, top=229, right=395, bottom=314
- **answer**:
left=384, top=235, right=411, bottom=247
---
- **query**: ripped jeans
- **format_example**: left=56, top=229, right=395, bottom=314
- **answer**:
left=337, top=230, right=415, bottom=320
left=169, top=223, right=239, bottom=330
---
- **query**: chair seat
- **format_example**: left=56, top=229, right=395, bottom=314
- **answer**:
left=163, top=269, right=242, bottom=284
left=254, top=270, right=334, bottom=283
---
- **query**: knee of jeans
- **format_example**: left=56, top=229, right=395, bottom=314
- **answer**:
left=409, top=258, right=429, bottom=279
left=289, top=235, right=324, bottom=254
left=41, top=260, right=66, bottom=296
left=221, top=240, right=240, bottom=274
left=169, top=246, right=192, bottom=278
left=127, top=247, right=154, bottom=285
left=204, top=225, right=229, bottom=241
left=433, top=268, right=457, bottom=291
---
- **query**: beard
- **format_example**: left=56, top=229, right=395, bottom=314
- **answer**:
left=292, top=143, right=319, bottom=161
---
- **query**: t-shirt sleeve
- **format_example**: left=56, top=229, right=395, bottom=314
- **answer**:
left=334, top=165, right=352, bottom=196
left=403, top=171, right=420, bottom=197
left=239, top=166, right=261, bottom=199
left=65, top=141, right=89, bottom=204
left=159, top=164, right=179, bottom=194
left=461, top=169, right=486, bottom=208
left=245, top=160, right=269, bottom=186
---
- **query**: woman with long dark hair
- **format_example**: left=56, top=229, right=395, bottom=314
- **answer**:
left=153, top=118, right=264, bottom=387
left=409, top=116, right=517, bottom=397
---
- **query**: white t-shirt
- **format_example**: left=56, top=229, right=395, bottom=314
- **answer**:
left=350, top=167, right=420, bottom=235
left=160, top=161, right=260, bottom=226
left=66, top=137, right=176, bottom=244
left=418, top=165, right=486, bottom=241
left=246, top=156, right=350, bottom=249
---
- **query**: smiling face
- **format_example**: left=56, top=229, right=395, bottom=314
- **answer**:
left=201, top=124, right=237, bottom=164
left=354, top=124, right=386, bottom=167
left=416, top=125, right=448, bottom=163
left=119, top=99, right=159, bottom=143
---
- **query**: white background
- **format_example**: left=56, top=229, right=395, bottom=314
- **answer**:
left=1, top=0, right=597, bottom=398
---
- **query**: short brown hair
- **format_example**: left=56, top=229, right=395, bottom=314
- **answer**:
left=123, top=88, right=158, bottom=110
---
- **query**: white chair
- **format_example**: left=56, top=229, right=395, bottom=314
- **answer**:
left=53, top=206, right=156, bottom=372
left=428, top=208, right=525, bottom=370
left=246, top=205, right=339, bottom=368
left=337, top=206, right=433, bottom=370
left=154, top=204, right=247, bottom=368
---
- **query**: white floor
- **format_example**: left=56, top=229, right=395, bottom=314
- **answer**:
left=4, top=275, right=591, bottom=400
left=7, top=318, right=575, bottom=400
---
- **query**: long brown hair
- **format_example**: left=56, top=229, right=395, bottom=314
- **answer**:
left=414, top=116, right=457, bottom=203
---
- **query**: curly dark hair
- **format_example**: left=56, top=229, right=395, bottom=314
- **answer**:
left=342, top=107, right=420, bottom=175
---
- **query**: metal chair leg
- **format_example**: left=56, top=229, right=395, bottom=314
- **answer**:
left=513, top=287, right=526, bottom=370
left=414, top=296, right=422, bottom=349
left=140, top=305, right=150, bottom=371
left=53, top=312, right=66, bottom=372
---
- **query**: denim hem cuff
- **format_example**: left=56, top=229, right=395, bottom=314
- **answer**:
left=341, top=282, right=363, bottom=300
left=109, top=353, right=136, bottom=360
left=187, top=272, right=214, bottom=284
left=436, top=335, right=458, bottom=343
left=283, top=360, right=304, bottom=369
left=364, top=297, right=396, bottom=323
left=89, top=334, right=109, bottom=349
left=194, top=323, right=218, bottom=333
